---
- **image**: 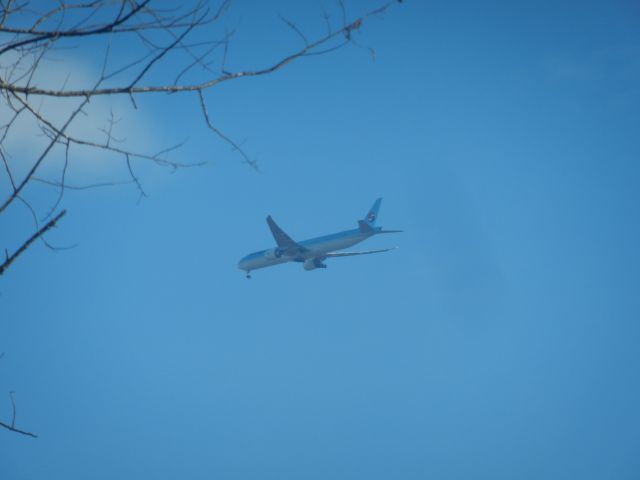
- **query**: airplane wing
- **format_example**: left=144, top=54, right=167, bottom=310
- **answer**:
left=325, top=247, right=396, bottom=258
left=266, top=216, right=309, bottom=254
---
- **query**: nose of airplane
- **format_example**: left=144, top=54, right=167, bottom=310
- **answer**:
left=237, top=257, right=247, bottom=270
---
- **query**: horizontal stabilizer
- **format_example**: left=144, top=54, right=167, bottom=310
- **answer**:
left=377, top=229, right=403, bottom=234
left=325, top=247, right=396, bottom=258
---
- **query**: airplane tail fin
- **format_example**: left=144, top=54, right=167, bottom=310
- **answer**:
left=363, top=198, right=382, bottom=226
left=358, top=198, right=382, bottom=233
left=358, top=198, right=403, bottom=234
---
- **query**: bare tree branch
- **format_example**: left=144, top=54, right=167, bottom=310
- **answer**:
left=197, top=89, right=257, bottom=170
left=0, top=95, right=91, bottom=214
left=32, top=177, right=135, bottom=190
left=0, top=0, right=152, bottom=56
left=0, top=392, right=37, bottom=438
left=0, top=2, right=396, bottom=98
left=0, top=209, right=66, bottom=276
left=0, top=419, right=37, bottom=438
left=0, top=0, right=403, bottom=275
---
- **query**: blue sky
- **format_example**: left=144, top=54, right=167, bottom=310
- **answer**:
left=2, top=0, right=640, bottom=478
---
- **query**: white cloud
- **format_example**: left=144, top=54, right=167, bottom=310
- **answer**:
left=1, top=54, right=158, bottom=186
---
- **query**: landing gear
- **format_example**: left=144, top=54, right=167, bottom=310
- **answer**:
left=246, top=271, right=252, bottom=279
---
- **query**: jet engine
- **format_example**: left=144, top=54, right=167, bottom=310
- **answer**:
left=303, top=258, right=327, bottom=271
left=264, top=248, right=284, bottom=259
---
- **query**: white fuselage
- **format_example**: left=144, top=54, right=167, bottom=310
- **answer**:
left=238, top=228, right=373, bottom=272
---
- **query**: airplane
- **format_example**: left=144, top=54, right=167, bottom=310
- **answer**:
left=238, top=198, right=401, bottom=278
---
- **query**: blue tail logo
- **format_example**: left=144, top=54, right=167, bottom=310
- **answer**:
left=364, top=198, right=382, bottom=226
left=358, top=198, right=382, bottom=233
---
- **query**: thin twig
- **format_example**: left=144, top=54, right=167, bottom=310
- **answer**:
left=1, top=3, right=397, bottom=98
left=0, top=209, right=66, bottom=276
left=0, top=392, right=37, bottom=438
left=0, top=420, right=38, bottom=438
left=197, top=89, right=258, bottom=170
